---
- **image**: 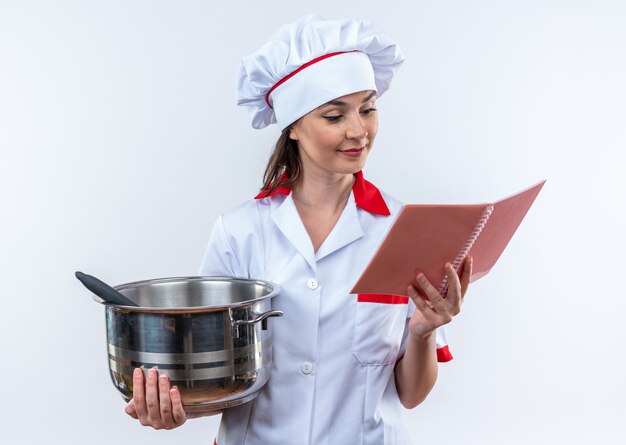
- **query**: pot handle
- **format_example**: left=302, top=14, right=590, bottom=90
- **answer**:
left=233, top=310, right=284, bottom=327
left=232, top=310, right=283, bottom=337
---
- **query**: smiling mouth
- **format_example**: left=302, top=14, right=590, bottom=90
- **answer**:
left=339, top=147, right=366, bottom=157
left=340, top=146, right=365, bottom=153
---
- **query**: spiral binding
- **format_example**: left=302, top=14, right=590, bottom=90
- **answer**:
left=437, top=204, right=494, bottom=297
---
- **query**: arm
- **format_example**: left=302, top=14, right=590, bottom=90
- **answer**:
left=125, top=215, right=236, bottom=429
left=394, top=330, right=438, bottom=409
left=394, top=257, right=472, bottom=409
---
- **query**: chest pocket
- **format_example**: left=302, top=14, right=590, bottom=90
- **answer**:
left=351, top=294, right=409, bottom=366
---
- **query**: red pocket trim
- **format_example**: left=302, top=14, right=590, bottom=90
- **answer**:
left=357, top=294, right=409, bottom=304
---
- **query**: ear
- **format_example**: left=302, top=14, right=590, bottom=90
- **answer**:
left=288, top=124, right=299, bottom=141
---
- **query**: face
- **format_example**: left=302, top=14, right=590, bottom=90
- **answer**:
left=288, top=90, right=378, bottom=178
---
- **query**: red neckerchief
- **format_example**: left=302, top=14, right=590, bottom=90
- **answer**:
left=255, top=170, right=390, bottom=216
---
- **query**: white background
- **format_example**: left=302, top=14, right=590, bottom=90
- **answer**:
left=1, top=1, right=625, bottom=444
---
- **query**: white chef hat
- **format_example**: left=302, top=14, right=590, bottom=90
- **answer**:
left=236, top=14, right=404, bottom=130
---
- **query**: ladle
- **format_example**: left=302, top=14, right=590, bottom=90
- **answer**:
left=75, top=271, right=138, bottom=306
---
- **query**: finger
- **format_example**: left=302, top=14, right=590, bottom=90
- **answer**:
left=125, top=399, right=139, bottom=419
left=459, top=256, right=473, bottom=298
left=132, top=368, right=149, bottom=423
left=444, top=263, right=462, bottom=315
left=158, top=374, right=175, bottom=427
left=407, top=285, right=432, bottom=313
left=170, top=386, right=187, bottom=425
left=145, top=367, right=163, bottom=428
left=415, top=273, right=445, bottom=311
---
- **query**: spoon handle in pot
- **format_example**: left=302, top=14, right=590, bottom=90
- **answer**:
left=75, top=271, right=138, bottom=306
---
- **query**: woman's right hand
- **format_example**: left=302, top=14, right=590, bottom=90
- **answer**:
left=125, top=367, right=224, bottom=429
left=124, top=367, right=187, bottom=430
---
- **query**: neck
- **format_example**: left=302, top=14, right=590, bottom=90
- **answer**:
left=292, top=170, right=355, bottom=212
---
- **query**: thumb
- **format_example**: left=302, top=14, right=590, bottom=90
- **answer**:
left=125, top=399, right=139, bottom=419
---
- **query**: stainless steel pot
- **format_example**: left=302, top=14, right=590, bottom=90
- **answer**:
left=94, top=276, right=282, bottom=412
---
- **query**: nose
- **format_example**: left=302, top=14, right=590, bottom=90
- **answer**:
left=346, top=114, right=367, bottom=140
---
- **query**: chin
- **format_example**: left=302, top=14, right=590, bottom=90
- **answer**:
left=337, top=161, right=367, bottom=175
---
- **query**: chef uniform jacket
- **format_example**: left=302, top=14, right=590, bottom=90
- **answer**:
left=199, top=171, right=452, bottom=445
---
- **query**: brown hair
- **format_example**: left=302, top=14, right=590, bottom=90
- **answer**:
left=260, top=128, right=301, bottom=195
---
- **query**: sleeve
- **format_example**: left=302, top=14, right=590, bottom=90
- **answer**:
left=198, top=214, right=243, bottom=277
left=397, top=299, right=454, bottom=363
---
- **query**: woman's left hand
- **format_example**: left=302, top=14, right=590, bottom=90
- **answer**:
left=407, top=257, right=473, bottom=339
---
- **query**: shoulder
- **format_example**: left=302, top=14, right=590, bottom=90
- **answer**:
left=221, top=198, right=262, bottom=221
left=353, top=183, right=403, bottom=242
left=200, top=197, right=279, bottom=277
left=379, top=188, right=404, bottom=217
left=218, top=199, right=261, bottom=236
left=219, top=195, right=284, bottom=237
left=353, top=171, right=404, bottom=219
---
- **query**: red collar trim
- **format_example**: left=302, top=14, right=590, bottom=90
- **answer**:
left=255, top=171, right=390, bottom=216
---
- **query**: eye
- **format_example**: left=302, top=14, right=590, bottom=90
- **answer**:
left=322, top=115, right=342, bottom=123
left=361, top=107, right=377, bottom=116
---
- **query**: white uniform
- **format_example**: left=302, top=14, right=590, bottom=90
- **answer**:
left=200, top=172, right=451, bottom=445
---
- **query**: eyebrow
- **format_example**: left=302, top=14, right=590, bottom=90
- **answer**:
left=318, top=91, right=377, bottom=108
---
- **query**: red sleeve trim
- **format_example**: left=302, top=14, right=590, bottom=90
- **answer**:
left=357, top=294, right=409, bottom=304
left=436, top=345, right=453, bottom=362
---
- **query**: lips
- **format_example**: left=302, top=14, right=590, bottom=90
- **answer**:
left=339, top=147, right=366, bottom=157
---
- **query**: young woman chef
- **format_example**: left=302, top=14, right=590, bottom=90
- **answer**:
left=125, top=14, right=472, bottom=444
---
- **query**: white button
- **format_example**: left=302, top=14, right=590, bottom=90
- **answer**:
left=307, top=279, right=319, bottom=290
left=301, top=362, right=313, bottom=375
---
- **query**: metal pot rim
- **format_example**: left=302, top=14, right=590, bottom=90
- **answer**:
left=92, top=276, right=281, bottom=313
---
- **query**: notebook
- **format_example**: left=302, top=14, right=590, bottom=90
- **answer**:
left=350, top=180, right=546, bottom=297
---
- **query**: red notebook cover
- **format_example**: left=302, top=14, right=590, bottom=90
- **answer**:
left=350, top=180, right=545, bottom=296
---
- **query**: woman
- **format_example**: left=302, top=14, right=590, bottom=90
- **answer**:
left=125, top=14, right=471, bottom=444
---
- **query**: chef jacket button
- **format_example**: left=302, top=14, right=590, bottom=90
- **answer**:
left=301, top=362, right=313, bottom=375
left=307, top=279, right=319, bottom=290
